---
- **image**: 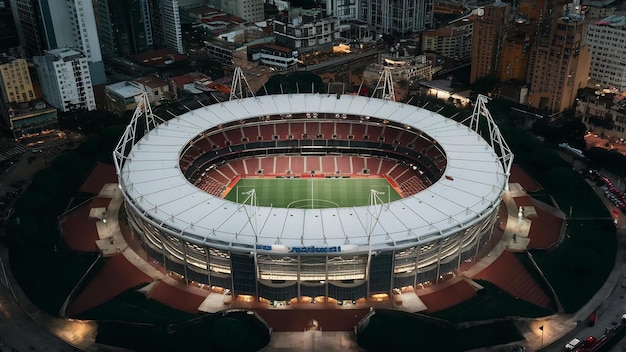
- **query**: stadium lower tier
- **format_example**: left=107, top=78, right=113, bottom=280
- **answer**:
left=125, top=203, right=499, bottom=302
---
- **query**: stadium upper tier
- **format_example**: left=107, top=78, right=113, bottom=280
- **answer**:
left=115, top=93, right=510, bottom=255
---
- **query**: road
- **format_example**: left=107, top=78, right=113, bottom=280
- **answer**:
left=539, top=159, right=626, bottom=352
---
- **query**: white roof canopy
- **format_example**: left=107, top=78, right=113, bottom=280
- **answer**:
left=116, top=94, right=508, bottom=254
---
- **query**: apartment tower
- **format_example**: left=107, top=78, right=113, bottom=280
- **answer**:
left=469, top=0, right=511, bottom=84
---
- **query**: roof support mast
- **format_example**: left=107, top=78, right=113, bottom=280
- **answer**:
left=230, top=67, right=255, bottom=100
left=469, top=94, right=514, bottom=190
left=372, top=66, right=395, bottom=101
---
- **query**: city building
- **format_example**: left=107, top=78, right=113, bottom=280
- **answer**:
left=4, top=99, right=57, bottom=138
left=104, top=81, right=145, bottom=116
left=105, top=76, right=170, bottom=116
left=246, top=44, right=298, bottom=71
left=10, top=0, right=47, bottom=57
left=325, top=0, right=360, bottom=20
left=204, top=37, right=241, bottom=66
left=0, top=6, right=19, bottom=51
left=587, top=15, right=626, bottom=92
left=220, top=0, right=264, bottom=23
left=0, top=55, right=58, bottom=138
left=526, top=12, right=591, bottom=113
left=133, top=76, right=171, bottom=103
left=363, top=0, right=433, bottom=35
left=0, top=57, right=34, bottom=104
left=178, top=0, right=206, bottom=9
left=576, top=89, right=626, bottom=140
left=498, top=25, right=535, bottom=83
left=44, top=0, right=105, bottom=85
left=168, top=71, right=212, bottom=98
left=273, top=11, right=340, bottom=53
left=469, top=0, right=511, bottom=84
left=518, top=0, right=546, bottom=23
left=363, top=54, right=433, bottom=86
left=10, top=0, right=106, bottom=85
left=583, top=2, right=616, bottom=21
left=33, top=48, right=95, bottom=112
left=149, top=0, right=184, bottom=54
left=95, top=0, right=154, bottom=57
left=422, top=20, right=473, bottom=61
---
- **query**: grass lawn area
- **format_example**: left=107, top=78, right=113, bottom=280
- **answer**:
left=498, top=123, right=617, bottom=310
left=225, top=177, right=401, bottom=208
left=10, top=246, right=97, bottom=316
left=357, top=309, right=524, bottom=352
left=531, top=219, right=616, bottom=312
left=74, top=289, right=195, bottom=324
left=96, top=310, right=270, bottom=352
left=431, top=281, right=553, bottom=322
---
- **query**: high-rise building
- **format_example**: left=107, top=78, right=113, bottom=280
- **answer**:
left=34, top=48, right=95, bottom=112
left=0, top=57, right=35, bottom=104
left=273, top=14, right=340, bottom=53
left=149, top=0, right=183, bottom=54
left=526, top=10, right=590, bottom=112
left=10, top=0, right=106, bottom=85
left=96, top=0, right=153, bottom=57
left=469, top=0, right=511, bottom=84
left=10, top=0, right=47, bottom=57
left=498, top=25, right=535, bottom=83
left=0, top=7, right=19, bottom=51
left=518, top=0, right=546, bottom=23
left=0, top=55, right=58, bottom=138
left=363, top=0, right=432, bottom=35
left=587, top=15, right=626, bottom=92
left=178, top=0, right=206, bottom=9
left=422, top=20, right=473, bottom=61
left=221, top=0, right=264, bottom=23
left=325, top=0, right=360, bottom=20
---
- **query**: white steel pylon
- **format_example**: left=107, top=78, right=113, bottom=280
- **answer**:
left=469, top=94, right=514, bottom=190
left=113, top=92, right=163, bottom=174
left=372, top=66, right=395, bottom=101
left=230, top=66, right=255, bottom=100
left=239, top=188, right=259, bottom=241
left=367, top=189, right=388, bottom=242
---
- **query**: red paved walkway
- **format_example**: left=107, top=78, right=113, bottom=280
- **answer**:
left=147, top=280, right=208, bottom=314
left=514, top=196, right=564, bottom=249
left=78, top=163, right=118, bottom=194
left=66, top=254, right=153, bottom=317
left=418, top=279, right=478, bottom=313
left=254, top=306, right=370, bottom=332
left=471, top=251, right=553, bottom=309
left=510, top=164, right=542, bottom=192
left=60, top=197, right=111, bottom=252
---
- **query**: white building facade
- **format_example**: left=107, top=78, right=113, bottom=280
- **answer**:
left=587, top=15, right=626, bottom=92
left=34, top=48, right=95, bottom=112
left=220, top=0, right=264, bottom=23
left=42, top=0, right=106, bottom=85
left=161, top=0, right=183, bottom=54
left=273, top=15, right=340, bottom=53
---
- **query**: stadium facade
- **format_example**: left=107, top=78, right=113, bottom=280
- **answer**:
left=113, top=78, right=512, bottom=304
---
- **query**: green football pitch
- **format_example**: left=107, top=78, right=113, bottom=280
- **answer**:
left=224, top=177, right=402, bottom=208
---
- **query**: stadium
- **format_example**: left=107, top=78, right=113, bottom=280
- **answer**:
left=113, top=70, right=513, bottom=305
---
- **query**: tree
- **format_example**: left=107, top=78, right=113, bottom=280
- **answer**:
left=257, top=71, right=324, bottom=95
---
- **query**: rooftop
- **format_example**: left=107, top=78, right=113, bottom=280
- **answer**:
left=169, top=72, right=211, bottom=89
left=105, top=81, right=144, bottom=98
left=134, top=76, right=168, bottom=89
left=593, top=14, right=626, bottom=29
left=117, top=94, right=508, bottom=253
left=129, top=49, right=187, bottom=68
